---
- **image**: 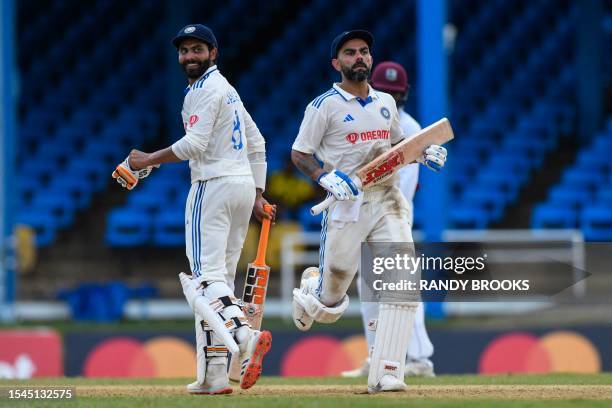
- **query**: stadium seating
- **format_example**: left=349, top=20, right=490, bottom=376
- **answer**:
left=15, top=0, right=611, bottom=247
left=532, top=117, right=612, bottom=238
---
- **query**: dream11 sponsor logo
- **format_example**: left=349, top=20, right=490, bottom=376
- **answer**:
left=0, top=330, right=63, bottom=378
left=183, top=114, right=199, bottom=130
left=346, top=129, right=390, bottom=144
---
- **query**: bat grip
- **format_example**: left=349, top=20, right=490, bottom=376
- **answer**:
left=310, top=195, right=335, bottom=216
left=254, top=205, right=273, bottom=266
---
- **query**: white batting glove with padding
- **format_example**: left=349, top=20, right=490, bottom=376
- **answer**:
left=112, top=157, right=158, bottom=190
left=417, top=145, right=447, bottom=172
left=317, top=169, right=359, bottom=201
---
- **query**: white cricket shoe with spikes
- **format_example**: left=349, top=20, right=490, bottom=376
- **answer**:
left=186, top=365, right=232, bottom=395
left=239, top=330, right=272, bottom=390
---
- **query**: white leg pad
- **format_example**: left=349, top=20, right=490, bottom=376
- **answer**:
left=293, top=287, right=349, bottom=324
left=367, top=302, right=417, bottom=393
left=179, top=273, right=240, bottom=354
left=194, top=314, right=207, bottom=385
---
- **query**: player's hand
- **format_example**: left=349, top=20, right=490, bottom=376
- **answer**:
left=417, top=145, right=447, bottom=172
left=317, top=169, right=359, bottom=201
left=112, top=157, right=140, bottom=190
left=112, top=155, right=159, bottom=190
left=253, top=191, right=276, bottom=223
left=128, top=149, right=160, bottom=177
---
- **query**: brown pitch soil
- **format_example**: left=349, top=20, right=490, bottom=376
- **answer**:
left=76, top=384, right=612, bottom=399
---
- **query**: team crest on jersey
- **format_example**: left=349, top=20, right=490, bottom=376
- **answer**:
left=346, top=132, right=358, bottom=144
left=380, top=107, right=390, bottom=119
left=189, top=115, right=199, bottom=127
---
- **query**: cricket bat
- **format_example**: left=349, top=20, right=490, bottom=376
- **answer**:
left=310, top=117, right=454, bottom=215
left=229, top=204, right=274, bottom=382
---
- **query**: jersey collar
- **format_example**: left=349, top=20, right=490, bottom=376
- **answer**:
left=184, top=65, right=219, bottom=95
left=332, top=83, right=380, bottom=106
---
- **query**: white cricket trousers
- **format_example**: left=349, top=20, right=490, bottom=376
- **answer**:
left=185, top=175, right=255, bottom=287
left=317, top=185, right=414, bottom=306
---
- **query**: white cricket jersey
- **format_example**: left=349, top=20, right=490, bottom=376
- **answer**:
left=172, top=65, right=266, bottom=184
left=397, top=110, right=421, bottom=203
left=292, top=83, right=404, bottom=180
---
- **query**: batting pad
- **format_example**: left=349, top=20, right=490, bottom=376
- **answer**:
left=368, top=302, right=417, bottom=389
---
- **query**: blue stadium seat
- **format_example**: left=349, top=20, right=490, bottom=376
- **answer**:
left=127, top=191, right=170, bottom=213
left=531, top=203, right=577, bottom=229
left=592, top=136, right=612, bottom=153
left=30, top=193, right=77, bottom=228
left=581, top=204, right=612, bottom=241
left=33, top=142, right=77, bottom=168
left=18, top=177, right=43, bottom=206
left=17, top=210, right=57, bottom=247
left=597, top=187, right=612, bottom=205
left=153, top=208, right=185, bottom=246
left=67, top=159, right=109, bottom=191
left=81, top=140, right=124, bottom=167
left=106, top=208, right=151, bottom=246
left=449, top=205, right=489, bottom=229
left=476, top=171, right=522, bottom=202
left=562, top=167, right=607, bottom=191
left=548, top=185, right=592, bottom=209
left=495, top=154, right=532, bottom=177
left=49, top=177, right=94, bottom=210
left=575, top=149, right=611, bottom=173
left=462, top=188, right=506, bottom=220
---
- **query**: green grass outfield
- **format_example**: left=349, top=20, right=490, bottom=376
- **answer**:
left=1, top=374, right=611, bottom=407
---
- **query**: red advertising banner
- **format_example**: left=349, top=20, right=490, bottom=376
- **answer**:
left=0, top=329, right=63, bottom=378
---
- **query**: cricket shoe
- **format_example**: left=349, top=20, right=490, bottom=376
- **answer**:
left=187, top=364, right=232, bottom=395
left=239, top=330, right=272, bottom=389
left=368, top=375, right=408, bottom=394
left=187, top=381, right=232, bottom=395
left=341, top=359, right=370, bottom=377
left=405, top=359, right=435, bottom=377
left=292, top=267, right=320, bottom=331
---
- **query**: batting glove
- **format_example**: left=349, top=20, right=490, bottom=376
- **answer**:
left=317, top=169, right=359, bottom=201
left=112, top=157, right=158, bottom=190
left=417, top=145, right=447, bottom=172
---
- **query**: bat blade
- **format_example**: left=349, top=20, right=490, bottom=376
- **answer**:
left=241, top=263, right=271, bottom=329
left=310, top=118, right=454, bottom=215
left=357, top=117, right=454, bottom=188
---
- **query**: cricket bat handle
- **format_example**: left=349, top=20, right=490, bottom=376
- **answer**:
left=310, top=195, right=335, bottom=216
left=310, top=179, right=362, bottom=216
left=254, top=204, right=273, bottom=265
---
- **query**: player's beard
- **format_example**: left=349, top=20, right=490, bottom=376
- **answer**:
left=342, top=61, right=370, bottom=82
left=182, top=58, right=212, bottom=80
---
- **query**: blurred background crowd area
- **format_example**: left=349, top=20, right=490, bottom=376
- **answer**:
left=6, top=0, right=612, bottom=304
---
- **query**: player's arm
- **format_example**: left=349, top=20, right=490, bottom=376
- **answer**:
left=292, top=105, right=358, bottom=201
left=172, top=90, right=222, bottom=160
left=291, top=150, right=326, bottom=182
left=129, top=147, right=181, bottom=169
left=291, top=150, right=358, bottom=201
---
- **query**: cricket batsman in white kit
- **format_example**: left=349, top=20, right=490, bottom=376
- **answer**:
left=290, top=30, right=447, bottom=393
left=342, top=61, right=435, bottom=379
left=112, top=24, right=273, bottom=394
